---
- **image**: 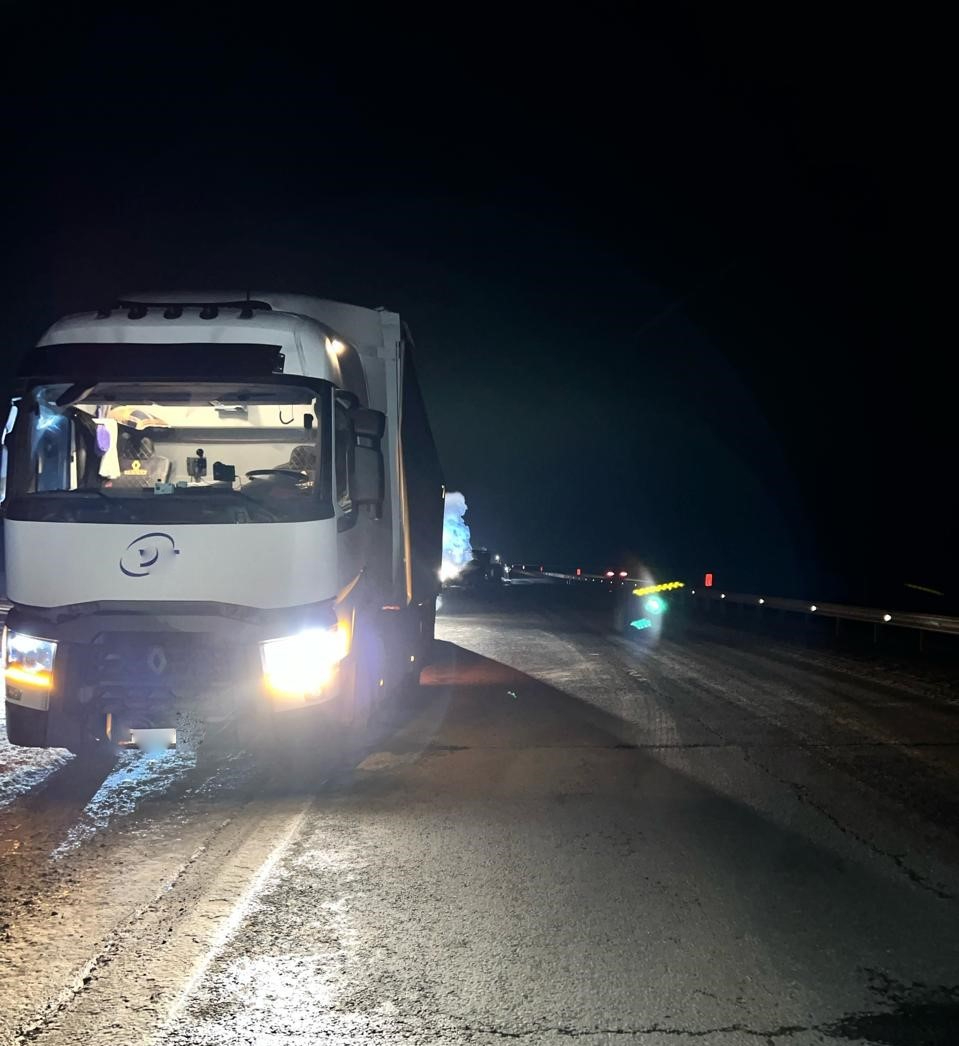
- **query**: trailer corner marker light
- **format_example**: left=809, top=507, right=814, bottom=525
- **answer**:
left=261, top=626, right=347, bottom=700
left=4, top=631, right=57, bottom=689
left=883, top=613, right=892, bottom=622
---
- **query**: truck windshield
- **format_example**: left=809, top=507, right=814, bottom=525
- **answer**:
left=2, top=381, right=333, bottom=524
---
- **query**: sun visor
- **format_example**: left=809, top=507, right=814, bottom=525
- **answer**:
left=18, top=342, right=286, bottom=381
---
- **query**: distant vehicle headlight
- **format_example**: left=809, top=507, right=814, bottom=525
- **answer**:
left=260, top=626, right=348, bottom=700
left=3, top=628, right=57, bottom=689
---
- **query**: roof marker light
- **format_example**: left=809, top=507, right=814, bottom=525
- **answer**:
left=883, top=613, right=892, bottom=622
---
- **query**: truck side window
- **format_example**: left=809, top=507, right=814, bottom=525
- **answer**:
left=334, top=399, right=354, bottom=512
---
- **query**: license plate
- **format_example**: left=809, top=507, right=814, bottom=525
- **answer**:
left=128, top=728, right=177, bottom=752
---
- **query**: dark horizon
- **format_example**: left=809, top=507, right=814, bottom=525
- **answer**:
left=1, top=9, right=950, bottom=611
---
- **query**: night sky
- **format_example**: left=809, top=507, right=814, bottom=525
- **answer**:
left=1, top=8, right=950, bottom=607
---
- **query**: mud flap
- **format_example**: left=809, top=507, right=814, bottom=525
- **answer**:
left=418, top=595, right=438, bottom=665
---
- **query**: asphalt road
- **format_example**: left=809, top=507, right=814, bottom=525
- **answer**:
left=2, top=585, right=959, bottom=1044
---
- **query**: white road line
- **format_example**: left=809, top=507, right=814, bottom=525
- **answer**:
left=155, top=797, right=314, bottom=1040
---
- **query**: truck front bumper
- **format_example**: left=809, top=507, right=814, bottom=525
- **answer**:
left=3, top=599, right=343, bottom=751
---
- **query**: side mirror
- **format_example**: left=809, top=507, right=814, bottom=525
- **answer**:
left=349, top=407, right=386, bottom=513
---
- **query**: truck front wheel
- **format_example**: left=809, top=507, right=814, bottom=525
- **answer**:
left=347, top=629, right=385, bottom=749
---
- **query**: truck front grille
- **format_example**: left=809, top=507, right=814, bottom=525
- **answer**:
left=84, top=633, right=241, bottom=689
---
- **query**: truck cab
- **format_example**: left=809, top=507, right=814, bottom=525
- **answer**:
left=1, top=293, right=443, bottom=755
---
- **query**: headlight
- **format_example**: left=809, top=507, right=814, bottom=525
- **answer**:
left=260, top=626, right=348, bottom=700
left=4, top=628, right=57, bottom=689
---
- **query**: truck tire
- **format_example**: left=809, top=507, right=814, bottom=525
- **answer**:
left=347, top=628, right=385, bottom=748
left=251, top=629, right=382, bottom=775
left=4, top=702, right=49, bottom=747
left=251, top=702, right=345, bottom=781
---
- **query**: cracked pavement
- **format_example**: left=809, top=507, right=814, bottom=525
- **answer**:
left=2, top=585, right=959, bottom=1044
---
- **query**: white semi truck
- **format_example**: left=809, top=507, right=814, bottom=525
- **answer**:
left=0, top=292, right=444, bottom=756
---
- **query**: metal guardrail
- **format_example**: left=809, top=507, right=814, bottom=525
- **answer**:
left=512, top=569, right=640, bottom=585
left=687, top=587, right=959, bottom=640
left=686, top=594, right=957, bottom=648
left=510, top=568, right=959, bottom=644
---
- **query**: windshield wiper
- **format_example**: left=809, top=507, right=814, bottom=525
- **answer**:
left=24, top=487, right=284, bottom=523
left=21, top=488, right=134, bottom=521
left=183, top=486, right=282, bottom=522
left=29, top=489, right=113, bottom=501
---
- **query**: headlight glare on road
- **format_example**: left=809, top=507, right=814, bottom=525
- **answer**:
left=260, top=626, right=348, bottom=700
left=3, top=628, right=57, bottom=689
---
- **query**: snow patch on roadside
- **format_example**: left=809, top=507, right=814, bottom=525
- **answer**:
left=0, top=701, right=73, bottom=808
left=51, top=746, right=196, bottom=858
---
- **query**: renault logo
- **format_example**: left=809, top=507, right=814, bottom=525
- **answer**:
left=146, top=646, right=168, bottom=675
